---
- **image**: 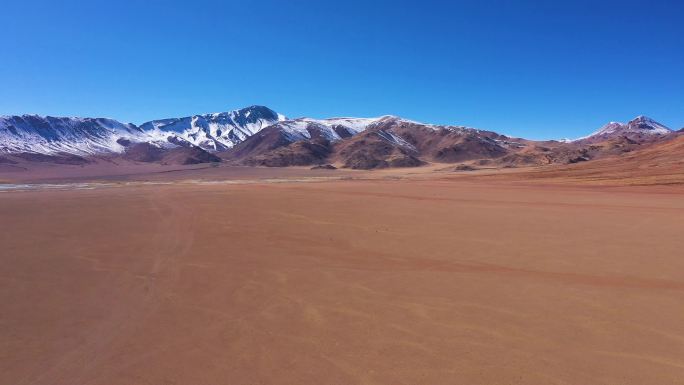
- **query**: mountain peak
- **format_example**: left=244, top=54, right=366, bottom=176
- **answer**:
left=227, top=105, right=286, bottom=125
left=625, top=115, right=671, bottom=133
left=629, top=115, right=656, bottom=124
left=576, top=115, right=672, bottom=142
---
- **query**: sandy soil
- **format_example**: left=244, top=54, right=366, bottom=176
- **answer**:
left=2, top=177, right=684, bottom=385
left=0, top=160, right=354, bottom=184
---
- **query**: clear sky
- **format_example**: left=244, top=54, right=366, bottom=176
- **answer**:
left=1, top=0, right=682, bottom=139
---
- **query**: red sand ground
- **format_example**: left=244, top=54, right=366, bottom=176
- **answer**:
left=1, top=169, right=684, bottom=384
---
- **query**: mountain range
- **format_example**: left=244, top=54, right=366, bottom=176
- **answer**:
left=1, top=106, right=681, bottom=169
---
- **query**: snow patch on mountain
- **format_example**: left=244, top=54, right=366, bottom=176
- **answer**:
left=313, top=117, right=389, bottom=134
left=376, top=130, right=417, bottom=150
left=272, top=116, right=390, bottom=143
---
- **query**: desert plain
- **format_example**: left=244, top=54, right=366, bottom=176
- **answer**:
left=1, top=164, right=684, bottom=385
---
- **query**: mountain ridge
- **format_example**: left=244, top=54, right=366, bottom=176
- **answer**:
left=1, top=106, right=681, bottom=169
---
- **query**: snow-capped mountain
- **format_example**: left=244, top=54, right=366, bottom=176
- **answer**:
left=577, top=116, right=673, bottom=143
left=0, top=115, right=155, bottom=155
left=233, top=115, right=457, bottom=159
left=138, top=105, right=286, bottom=150
left=0, top=104, right=572, bottom=160
left=229, top=114, right=514, bottom=168
left=0, top=105, right=286, bottom=155
left=2, top=106, right=681, bottom=170
left=625, top=116, right=672, bottom=134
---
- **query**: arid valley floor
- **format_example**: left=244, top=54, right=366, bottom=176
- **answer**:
left=1, top=164, right=684, bottom=385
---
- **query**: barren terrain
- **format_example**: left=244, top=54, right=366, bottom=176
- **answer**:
left=2, top=168, right=684, bottom=384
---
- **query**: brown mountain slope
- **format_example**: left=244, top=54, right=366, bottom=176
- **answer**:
left=121, top=142, right=221, bottom=165
left=226, top=120, right=681, bottom=170
left=10, top=152, right=90, bottom=165
left=332, top=129, right=424, bottom=169
left=224, top=125, right=295, bottom=160
left=242, top=139, right=332, bottom=167
left=375, top=119, right=511, bottom=162
left=227, top=118, right=517, bottom=169
left=483, top=135, right=684, bottom=185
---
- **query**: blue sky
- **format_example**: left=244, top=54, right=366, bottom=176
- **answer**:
left=1, top=0, right=682, bottom=139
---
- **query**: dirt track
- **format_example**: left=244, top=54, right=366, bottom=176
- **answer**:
left=2, top=178, right=684, bottom=384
